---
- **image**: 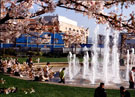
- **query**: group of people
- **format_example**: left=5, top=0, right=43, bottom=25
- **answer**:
left=0, top=57, right=55, bottom=82
left=0, top=57, right=66, bottom=84
left=94, top=83, right=131, bottom=97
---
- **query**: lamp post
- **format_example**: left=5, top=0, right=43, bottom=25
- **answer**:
left=53, top=27, right=55, bottom=52
left=26, top=34, right=29, bottom=47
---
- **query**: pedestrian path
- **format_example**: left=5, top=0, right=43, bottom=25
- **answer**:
left=4, top=73, right=133, bottom=90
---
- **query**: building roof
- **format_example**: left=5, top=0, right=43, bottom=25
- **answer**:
left=58, top=16, right=77, bottom=26
left=43, top=15, right=77, bottom=26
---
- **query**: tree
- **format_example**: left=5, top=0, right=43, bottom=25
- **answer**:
left=0, top=0, right=135, bottom=44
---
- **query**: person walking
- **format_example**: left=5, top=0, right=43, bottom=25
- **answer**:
left=94, top=83, right=107, bottom=97
left=59, top=68, right=66, bottom=84
left=129, top=67, right=135, bottom=89
left=120, top=86, right=130, bottom=97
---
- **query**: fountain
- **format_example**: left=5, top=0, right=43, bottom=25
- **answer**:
left=65, top=25, right=133, bottom=87
left=125, top=48, right=135, bottom=81
left=67, top=52, right=81, bottom=80
left=68, top=52, right=73, bottom=80
left=102, top=26, right=110, bottom=84
left=91, top=25, right=99, bottom=84
left=126, top=50, right=130, bottom=81
left=131, top=48, right=135, bottom=66
left=82, top=46, right=90, bottom=79
left=111, top=30, right=121, bottom=83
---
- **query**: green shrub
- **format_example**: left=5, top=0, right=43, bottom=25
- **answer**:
left=27, top=51, right=37, bottom=56
left=36, top=52, right=43, bottom=56
left=4, top=48, right=17, bottom=56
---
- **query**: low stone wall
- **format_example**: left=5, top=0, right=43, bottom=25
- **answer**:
left=34, top=62, right=135, bottom=69
left=33, top=62, right=68, bottom=67
left=33, top=62, right=68, bottom=72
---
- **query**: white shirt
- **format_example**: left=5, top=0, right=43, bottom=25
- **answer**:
left=129, top=70, right=135, bottom=82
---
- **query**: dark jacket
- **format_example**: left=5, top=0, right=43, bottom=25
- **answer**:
left=94, top=87, right=107, bottom=97
left=120, top=90, right=130, bottom=97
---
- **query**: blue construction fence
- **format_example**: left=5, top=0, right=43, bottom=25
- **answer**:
left=0, top=32, right=105, bottom=49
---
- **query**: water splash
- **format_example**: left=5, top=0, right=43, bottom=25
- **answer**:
left=91, top=25, right=99, bottom=84
left=66, top=25, right=122, bottom=85
left=67, top=52, right=80, bottom=80
left=131, top=48, right=135, bottom=66
left=126, top=50, right=130, bottom=81
left=103, top=26, right=110, bottom=84
left=68, top=52, right=73, bottom=80
left=83, top=46, right=90, bottom=79
left=111, top=30, right=121, bottom=83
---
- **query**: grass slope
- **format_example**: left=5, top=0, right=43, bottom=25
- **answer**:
left=0, top=74, right=135, bottom=97
left=17, top=57, right=84, bottom=63
left=18, top=57, right=68, bottom=63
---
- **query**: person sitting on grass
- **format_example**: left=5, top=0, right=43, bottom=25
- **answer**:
left=120, top=86, right=130, bottom=97
left=12, top=64, right=20, bottom=76
left=26, top=57, right=33, bottom=68
left=0, top=87, right=17, bottom=94
left=94, top=83, right=107, bottom=97
left=15, top=58, right=19, bottom=65
left=0, top=58, right=55, bottom=82
left=34, top=68, right=42, bottom=81
left=43, top=62, right=54, bottom=81
left=43, top=62, right=50, bottom=80
left=59, top=68, right=66, bottom=84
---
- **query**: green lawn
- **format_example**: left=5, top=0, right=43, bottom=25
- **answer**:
left=18, top=57, right=68, bottom=63
left=0, top=74, right=135, bottom=97
left=17, top=57, right=84, bottom=63
left=1, top=56, right=85, bottom=63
